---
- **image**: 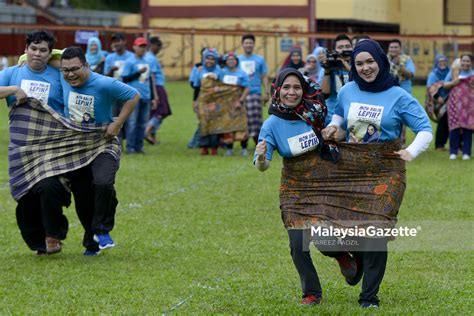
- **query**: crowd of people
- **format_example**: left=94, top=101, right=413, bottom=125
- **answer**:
left=0, top=28, right=472, bottom=311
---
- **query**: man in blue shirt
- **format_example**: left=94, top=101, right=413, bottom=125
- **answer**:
left=387, top=39, right=416, bottom=94
left=238, top=33, right=270, bottom=147
left=320, top=34, right=353, bottom=126
left=122, top=37, right=159, bottom=154
left=144, top=36, right=172, bottom=145
left=104, top=32, right=134, bottom=142
left=0, top=30, right=70, bottom=255
left=60, top=47, right=140, bottom=254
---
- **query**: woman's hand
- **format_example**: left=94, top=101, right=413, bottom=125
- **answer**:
left=395, top=149, right=413, bottom=161
left=255, top=140, right=267, bottom=160
left=322, top=125, right=337, bottom=140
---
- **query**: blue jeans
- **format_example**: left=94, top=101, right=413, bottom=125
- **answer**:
left=147, top=116, right=163, bottom=135
left=126, top=99, right=150, bottom=153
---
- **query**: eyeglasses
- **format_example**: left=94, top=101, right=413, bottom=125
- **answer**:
left=60, top=65, right=84, bottom=74
left=307, top=60, right=317, bottom=63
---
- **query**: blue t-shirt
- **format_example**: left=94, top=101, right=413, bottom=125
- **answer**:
left=189, top=64, right=200, bottom=85
left=335, top=81, right=432, bottom=143
left=61, top=71, right=138, bottom=124
left=218, top=67, right=250, bottom=88
left=104, top=50, right=134, bottom=80
left=238, top=54, right=268, bottom=95
left=399, top=58, right=416, bottom=94
left=192, top=66, right=222, bottom=88
left=122, top=55, right=159, bottom=100
left=0, top=65, right=64, bottom=113
left=426, top=72, right=442, bottom=87
left=254, top=115, right=320, bottom=161
left=144, top=51, right=165, bottom=86
left=325, top=69, right=350, bottom=126
left=444, top=69, right=474, bottom=82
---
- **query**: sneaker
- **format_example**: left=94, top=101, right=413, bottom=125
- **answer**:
left=93, top=233, right=115, bottom=250
left=83, top=249, right=101, bottom=256
left=200, top=148, right=209, bottom=155
left=346, top=255, right=363, bottom=286
left=300, top=294, right=322, bottom=306
left=336, top=253, right=357, bottom=279
left=241, top=148, right=249, bottom=156
left=360, top=302, right=379, bottom=309
left=449, top=154, right=457, bottom=160
left=462, top=154, right=470, bottom=160
left=45, top=236, right=62, bottom=254
left=225, top=149, right=233, bottom=156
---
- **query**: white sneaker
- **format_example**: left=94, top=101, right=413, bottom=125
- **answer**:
left=449, top=154, right=457, bottom=160
left=462, top=154, right=470, bottom=160
left=225, top=149, right=233, bottom=156
left=241, top=149, right=249, bottom=157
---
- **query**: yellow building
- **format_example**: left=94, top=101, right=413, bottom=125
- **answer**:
left=124, top=0, right=473, bottom=79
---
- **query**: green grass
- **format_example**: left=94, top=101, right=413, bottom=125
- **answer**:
left=0, top=84, right=472, bottom=314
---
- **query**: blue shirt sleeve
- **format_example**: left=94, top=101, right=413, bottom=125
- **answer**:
left=0, top=67, right=12, bottom=86
left=193, top=70, right=202, bottom=88
left=397, top=94, right=432, bottom=134
left=255, top=120, right=276, bottom=161
left=104, top=55, right=113, bottom=75
left=317, top=68, right=325, bottom=84
left=189, top=66, right=198, bottom=82
left=109, top=78, right=139, bottom=101
left=426, top=72, right=438, bottom=87
left=444, top=70, right=453, bottom=83
left=405, top=58, right=416, bottom=76
left=334, top=88, right=345, bottom=118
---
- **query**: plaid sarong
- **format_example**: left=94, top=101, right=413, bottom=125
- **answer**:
left=9, top=98, right=121, bottom=201
left=280, top=141, right=406, bottom=230
left=245, top=93, right=263, bottom=138
left=197, top=78, right=248, bottom=136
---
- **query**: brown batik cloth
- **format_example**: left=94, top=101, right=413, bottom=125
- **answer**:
left=280, top=141, right=406, bottom=230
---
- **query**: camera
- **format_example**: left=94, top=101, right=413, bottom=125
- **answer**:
left=325, top=50, right=352, bottom=70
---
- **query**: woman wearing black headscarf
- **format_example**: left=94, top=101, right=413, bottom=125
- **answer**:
left=322, top=39, right=433, bottom=308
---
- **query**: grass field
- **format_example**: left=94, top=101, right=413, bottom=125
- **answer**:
left=0, top=83, right=472, bottom=314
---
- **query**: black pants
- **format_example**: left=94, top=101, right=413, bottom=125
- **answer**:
left=67, top=153, right=119, bottom=244
left=16, top=177, right=70, bottom=252
left=199, top=134, right=220, bottom=148
left=288, top=229, right=388, bottom=304
left=435, top=113, right=449, bottom=149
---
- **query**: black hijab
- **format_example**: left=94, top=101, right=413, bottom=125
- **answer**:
left=351, top=40, right=398, bottom=93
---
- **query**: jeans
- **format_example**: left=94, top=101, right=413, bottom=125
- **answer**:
left=126, top=99, right=150, bottom=152
left=449, top=128, right=472, bottom=156
left=147, top=116, right=163, bottom=135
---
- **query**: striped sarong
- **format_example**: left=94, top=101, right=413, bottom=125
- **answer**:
left=8, top=98, right=120, bottom=201
left=245, top=93, right=263, bottom=138
left=280, top=141, right=406, bottom=230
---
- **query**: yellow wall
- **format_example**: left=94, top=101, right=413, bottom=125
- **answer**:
left=316, top=0, right=399, bottom=24
left=149, top=0, right=307, bottom=5
left=400, top=0, right=472, bottom=35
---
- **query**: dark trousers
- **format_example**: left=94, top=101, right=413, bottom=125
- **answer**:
left=288, top=229, right=388, bottom=304
left=449, top=128, right=472, bottom=156
left=199, top=134, right=220, bottom=148
left=67, top=153, right=119, bottom=245
left=16, top=177, right=70, bottom=251
left=435, top=113, right=449, bottom=149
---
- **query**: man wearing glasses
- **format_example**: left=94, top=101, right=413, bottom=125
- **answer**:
left=60, top=46, right=140, bottom=255
left=0, top=30, right=69, bottom=255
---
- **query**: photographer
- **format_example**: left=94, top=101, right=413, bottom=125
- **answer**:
left=320, top=34, right=353, bottom=126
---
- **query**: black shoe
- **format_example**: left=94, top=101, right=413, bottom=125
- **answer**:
left=346, top=255, right=363, bottom=286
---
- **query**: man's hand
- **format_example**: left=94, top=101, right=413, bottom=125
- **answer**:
left=111, top=66, right=119, bottom=72
left=395, top=149, right=413, bottom=162
left=14, top=88, right=27, bottom=104
left=139, top=67, right=147, bottom=73
left=321, top=125, right=337, bottom=140
left=340, top=58, right=351, bottom=71
left=255, top=140, right=267, bottom=161
left=105, top=121, right=123, bottom=138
